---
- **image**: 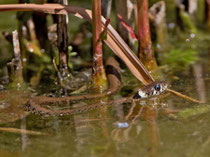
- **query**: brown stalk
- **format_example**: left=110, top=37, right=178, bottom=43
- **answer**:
left=144, top=107, right=159, bottom=155
left=32, top=11, right=50, bottom=52
left=193, top=64, right=207, bottom=102
left=205, top=0, right=210, bottom=28
left=149, top=1, right=168, bottom=52
left=136, top=0, right=157, bottom=70
left=12, top=30, right=22, bottom=74
left=166, top=88, right=205, bottom=104
left=53, top=0, right=70, bottom=73
left=7, top=30, right=24, bottom=86
left=0, top=3, right=154, bottom=85
left=0, top=127, right=47, bottom=136
left=92, top=0, right=107, bottom=91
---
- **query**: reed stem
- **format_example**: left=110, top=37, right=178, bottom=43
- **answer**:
left=205, top=0, right=210, bottom=28
left=149, top=1, right=168, bottom=53
left=136, top=0, right=157, bottom=71
left=53, top=0, right=70, bottom=73
left=7, top=30, right=24, bottom=88
left=92, top=0, right=107, bottom=91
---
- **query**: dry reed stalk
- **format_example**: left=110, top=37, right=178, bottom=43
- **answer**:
left=7, top=30, right=24, bottom=87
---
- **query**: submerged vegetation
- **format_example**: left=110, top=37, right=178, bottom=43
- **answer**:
left=0, top=0, right=209, bottom=156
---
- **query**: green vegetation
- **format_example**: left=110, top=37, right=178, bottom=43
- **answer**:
left=0, top=0, right=209, bottom=157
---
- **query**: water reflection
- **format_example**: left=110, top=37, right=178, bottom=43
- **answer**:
left=110, top=97, right=173, bottom=156
left=0, top=65, right=209, bottom=157
left=193, top=63, right=207, bottom=102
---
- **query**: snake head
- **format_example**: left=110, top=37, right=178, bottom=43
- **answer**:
left=133, top=81, right=168, bottom=99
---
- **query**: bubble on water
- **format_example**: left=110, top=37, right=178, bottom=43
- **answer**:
left=186, top=39, right=190, bottom=42
left=29, top=47, right=34, bottom=52
left=0, top=102, right=10, bottom=109
left=168, top=23, right=175, bottom=29
left=10, top=112, right=14, bottom=116
left=23, top=58, right=27, bottom=62
left=114, top=122, right=129, bottom=128
left=0, top=85, right=4, bottom=90
left=156, top=44, right=161, bottom=49
left=41, top=49, right=45, bottom=53
left=190, top=33, right=195, bottom=38
left=17, top=83, right=21, bottom=89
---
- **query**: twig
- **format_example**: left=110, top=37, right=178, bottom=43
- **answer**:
left=52, top=57, right=66, bottom=88
left=0, top=127, right=47, bottom=136
left=166, top=88, right=205, bottom=104
left=7, top=30, right=24, bottom=87
left=52, top=57, right=59, bottom=72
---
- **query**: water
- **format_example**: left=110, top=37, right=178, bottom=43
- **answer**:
left=0, top=60, right=209, bottom=157
left=0, top=0, right=210, bottom=157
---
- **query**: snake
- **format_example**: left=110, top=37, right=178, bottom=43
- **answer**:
left=24, top=57, right=168, bottom=116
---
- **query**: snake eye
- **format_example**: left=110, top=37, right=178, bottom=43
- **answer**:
left=154, top=84, right=161, bottom=91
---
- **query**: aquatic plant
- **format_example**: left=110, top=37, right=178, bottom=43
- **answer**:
left=0, top=3, right=208, bottom=156
left=92, top=0, right=107, bottom=91
left=163, top=48, right=197, bottom=71
left=136, top=0, right=157, bottom=70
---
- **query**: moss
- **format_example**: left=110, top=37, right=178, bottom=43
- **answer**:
left=178, top=105, right=210, bottom=119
